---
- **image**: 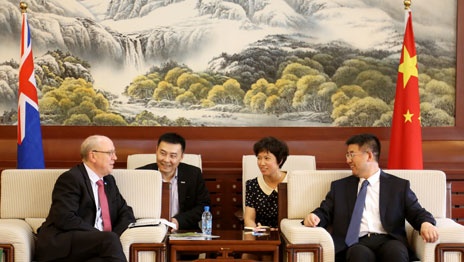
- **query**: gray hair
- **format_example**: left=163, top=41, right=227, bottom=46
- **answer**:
left=80, top=135, right=108, bottom=161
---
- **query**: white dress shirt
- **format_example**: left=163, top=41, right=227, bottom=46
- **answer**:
left=84, top=163, right=104, bottom=231
left=359, top=169, right=387, bottom=237
left=163, top=169, right=179, bottom=219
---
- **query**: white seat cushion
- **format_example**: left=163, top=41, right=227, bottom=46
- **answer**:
left=1, top=169, right=67, bottom=219
left=0, top=219, right=35, bottom=262
left=120, top=223, right=168, bottom=260
left=287, top=170, right=351, bottom=219
left=384, top=170, right=446, bottom=218
left=25, top=218, right=46, bottom=235
left=111, top=169, right=163, bottom=219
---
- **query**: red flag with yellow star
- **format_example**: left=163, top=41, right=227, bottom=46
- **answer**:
left=388, top=11, right=423, bottom=169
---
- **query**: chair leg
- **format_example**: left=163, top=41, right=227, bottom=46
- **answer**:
left=0, top=244, right=14, bottom=262
left=435, top=243, right=464, bottom=262
left=130, top=243, right=166, bottom=262
left=281, top=233, right=323, bottom=262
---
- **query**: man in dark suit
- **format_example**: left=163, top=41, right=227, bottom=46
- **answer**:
left=138, top=132, right=210, bottom=230
left=35, top=135, right=135, bottom=262
left=304, top=133, right=439, bottom=262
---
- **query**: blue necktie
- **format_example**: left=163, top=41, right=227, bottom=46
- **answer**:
left=345, top=180, right=369, bottom=247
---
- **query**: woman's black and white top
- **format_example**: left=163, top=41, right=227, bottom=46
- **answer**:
left=245, top=174, right=287, bottom=228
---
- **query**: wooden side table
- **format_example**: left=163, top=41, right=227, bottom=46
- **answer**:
left=169, top=230, right=280, bottom=261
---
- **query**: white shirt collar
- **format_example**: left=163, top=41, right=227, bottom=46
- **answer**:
left=257, top=172, right=287, bottom=195
left=360, top=169, right=381, bottom=187
left=162, top=168, right=178, bottom=183
left=84, top=163, right=102, bottom=184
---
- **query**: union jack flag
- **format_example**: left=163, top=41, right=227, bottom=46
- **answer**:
left=17, top=11, right=45, bottom=169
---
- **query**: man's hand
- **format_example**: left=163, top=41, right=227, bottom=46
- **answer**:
left=170, top=218, right=179, bottom=232
left=303, top=213, right=320, bottom=227
left=420, top=222, right=439, bottom=243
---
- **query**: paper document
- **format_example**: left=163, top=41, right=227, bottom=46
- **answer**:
left=169, top=232, right=220, bottom=240
left=159, top=218, right=177, bottom=230
left=128, top=218, right=177, bottom=230
left=244, top=226, right=269, bottom=232
left=244, top=231, right=270, bottom=236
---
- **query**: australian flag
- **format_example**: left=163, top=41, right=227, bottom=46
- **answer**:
left=17, top=11, right=45, bottom=169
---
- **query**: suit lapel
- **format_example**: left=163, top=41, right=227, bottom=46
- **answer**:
left=102, top=177, right=111, bottom=198
left=379, top=171, right=388, bottom=224
left=103, top=176, right=114, bottom=217
left=78, top=163, right=96, bottom=205
left=346, top=176, right=360, bottom=217
left=177, top=164, right=186, bottom=208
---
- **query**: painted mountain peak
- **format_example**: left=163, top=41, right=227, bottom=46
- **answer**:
left=0, top=0, right=456, bottom=126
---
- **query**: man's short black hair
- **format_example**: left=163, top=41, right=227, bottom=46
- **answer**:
left=157, top=133, right=186, bottom=153
left=346, top=133, right=381, bottom=162
left=253, top=137, right=289, bottom=168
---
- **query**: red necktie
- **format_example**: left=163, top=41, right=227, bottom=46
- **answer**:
left=97, top=180, right=112, bottom=231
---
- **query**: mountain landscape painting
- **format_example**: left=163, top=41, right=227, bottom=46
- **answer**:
left=0, top=0, right=457, bottom=126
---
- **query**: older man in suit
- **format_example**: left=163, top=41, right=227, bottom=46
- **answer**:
left=35, top=135, right=135, bottom=262
left=138, top=132, right=210, bottom=230
left=304, top=133, right=439, bottom=262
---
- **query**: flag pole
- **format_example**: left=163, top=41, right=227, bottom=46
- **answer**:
left=404, top=0, right=411, bottom=10
left=20, top=2, right=27, bottom=13
left=404, top=0, right=411, bottom=27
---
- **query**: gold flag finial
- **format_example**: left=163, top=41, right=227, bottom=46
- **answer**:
left=404, top=0, right=411, bottom=10
left=20, top=2, right=28, bottom=13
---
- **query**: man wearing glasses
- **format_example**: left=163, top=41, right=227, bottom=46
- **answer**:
left=303, top=133, right=438, bottom=262
left=35, top=135, right=135, bottom=262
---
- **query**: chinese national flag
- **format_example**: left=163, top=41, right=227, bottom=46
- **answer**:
left=388, top=11, right=423, bottom=169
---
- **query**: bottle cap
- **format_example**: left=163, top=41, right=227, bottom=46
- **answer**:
left=204, top=206, right=210, bottom=211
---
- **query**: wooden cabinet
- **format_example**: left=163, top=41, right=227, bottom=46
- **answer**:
left=451, top=180, right=464, bottom=225
left=205, top=175, right=242, bottom=230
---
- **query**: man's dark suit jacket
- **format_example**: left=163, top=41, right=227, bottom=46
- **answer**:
left=312, top=170, right=435, bottom=257
left=35, top=163, right=135, bottom=261
left=137, top=162, right=211, bottom=229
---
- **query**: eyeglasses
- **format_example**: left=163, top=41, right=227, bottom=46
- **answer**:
left=345, top=151, right=366, bottom=159
left=92, top=150, right=116, bottom=157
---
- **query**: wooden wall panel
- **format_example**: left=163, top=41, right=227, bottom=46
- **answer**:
left=1, top=126, right=464, bottom=173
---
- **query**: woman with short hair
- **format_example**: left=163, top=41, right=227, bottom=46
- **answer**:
left=244, top=136, right=289, bottom=229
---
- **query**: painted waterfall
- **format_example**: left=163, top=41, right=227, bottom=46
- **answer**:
left=0, top=0, right=457, bottom=126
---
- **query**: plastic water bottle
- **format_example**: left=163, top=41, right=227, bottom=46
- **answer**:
left=201, top=206, right=212, bottom=235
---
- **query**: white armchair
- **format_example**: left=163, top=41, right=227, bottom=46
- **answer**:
left=127, top=153, right=202, bottom=170
left=0, top=169, right=167, bottom=262
left=279, top=170, right=464, bottom=262
left=112, top=169, right=168, bottom=262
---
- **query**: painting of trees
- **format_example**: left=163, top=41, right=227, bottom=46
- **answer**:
left=119, top=48, right=455, bottom=127
left=39, top=77, right=127, bottom=125
left=4, top=39, right=452, bottom=127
